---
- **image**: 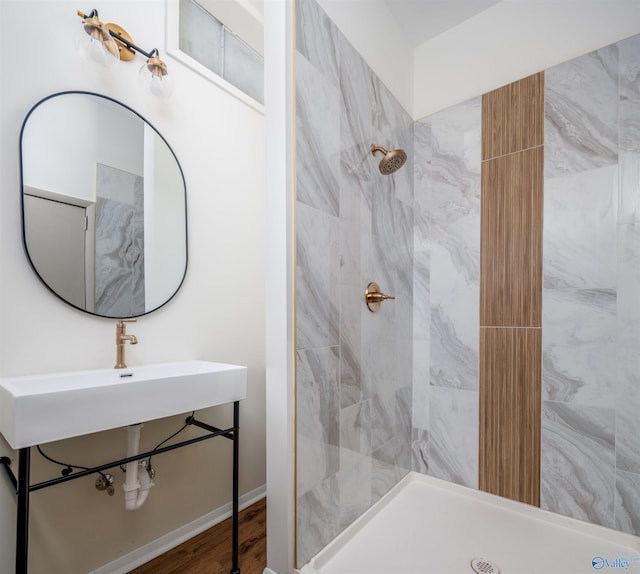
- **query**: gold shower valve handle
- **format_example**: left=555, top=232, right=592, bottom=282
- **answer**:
left=365, top=282, right=395, bottom=312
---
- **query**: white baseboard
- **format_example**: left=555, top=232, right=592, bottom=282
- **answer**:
left=90, top=484, right=266, bottom=574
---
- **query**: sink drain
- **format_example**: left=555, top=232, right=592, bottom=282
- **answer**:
left=471, top=558, right=500, bottom=574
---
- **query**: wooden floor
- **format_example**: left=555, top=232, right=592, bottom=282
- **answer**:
left=129, top=498, right=266, bottom=574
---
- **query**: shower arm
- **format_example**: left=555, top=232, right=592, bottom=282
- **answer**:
left=370, top=145, right=389, bottom=156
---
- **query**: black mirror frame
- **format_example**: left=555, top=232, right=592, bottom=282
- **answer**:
left=19, top=90, right=189, bottom=319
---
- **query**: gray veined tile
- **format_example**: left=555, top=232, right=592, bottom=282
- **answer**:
left=430, top=241, right=479, bottom=391
left=340, top=400, right=371, bottom=456
left=296, top=202, right=340, bottom=350
left=340, top=326, right=363, bottom=409
left=413, top=204, right=431, bottom=257
left=295, top=0, right=340, bottom=89
left=617, top=224, right=640, bottom=364
left=619, top=34, right=640, bottom=153
left=371, top=179, right=398, bottom=270
left=368, top=389, right=396, bottom=453
left=411, top=428, right=429, bottom=474
left=620, top=99, right=640, bottom=155
left=338, top=448, right=372, bottom=530
left=542, top=289, right=616, bottom=408
left=619, top=33, right=640, bottom=101
left=297, top=474, right=340, bottom=565
left=339, top=34, right=374, bottom=185
left=372, top=76, right=414, bottom=207
left=413, top=250, right=431, bottom=340
left=396, top=331, right=413, bottom=391
left=429, top=99, right=481, bottom=279
left=339, top=184, right=362, bottom=287
left=541, top=401, right=615, bottom=528
left=543, top=165, right=618, bottom=289
left=545, top=44, right=618, bottom=178
left=430, top=305, right=478, bottom=391
left=394, top=199, right=414, bottom=280
left=358, top=182, right=374, bottom=289
left=428, top=387, right=478, bottom=488
left=339, top=286, right=363, bottom=409
left=430, top=97, right=481, bottom=173
left=414, top=118, right=432, bottom=212
left=340, top=283, right=361, bottom=327
left=615, top=470, right=640, bottom=536
left=371, top=73, right=412, bottom=156
left=296, top=346, right=340, bottom=497
left=296, top=53, right=341, bottom=217
left=395, top=385, right=413, bottom=442
left=395, top=127, right=414, bottom=207
left=371, top=436, right=411, bottom=504
left=620, top=151, right=640, bottom=224
left=412, top=339, right=430, bottom=431
left=616, top=359, right=640, bottom=474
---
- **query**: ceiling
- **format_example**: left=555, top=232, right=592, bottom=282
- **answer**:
left=245, top=0, right=503, bottom=50
left=383, top=0, right=502, bottom=48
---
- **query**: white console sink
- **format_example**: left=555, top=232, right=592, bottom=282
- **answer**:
left=0, top=361, right=247, bottom=449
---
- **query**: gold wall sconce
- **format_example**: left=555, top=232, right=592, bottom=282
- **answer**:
left=77, top=9, right=174, bottom=99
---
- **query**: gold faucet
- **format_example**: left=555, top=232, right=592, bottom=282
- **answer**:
left=115, top=319, right=138, bottom=369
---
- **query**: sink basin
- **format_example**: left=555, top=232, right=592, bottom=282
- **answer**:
left=0, top=361, right=247, bottom=449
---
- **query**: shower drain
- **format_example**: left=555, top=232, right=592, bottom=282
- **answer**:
left=470, top=558, right=500, bottom=574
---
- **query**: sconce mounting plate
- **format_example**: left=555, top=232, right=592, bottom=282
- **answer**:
left=106, top=23, right=136, bottom=61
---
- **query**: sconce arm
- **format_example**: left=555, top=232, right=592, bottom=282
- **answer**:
left=107, top=29, right=159, bottom=60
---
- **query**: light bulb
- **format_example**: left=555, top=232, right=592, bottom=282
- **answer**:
left=76, top=14, right=119, bottom=70
left=138, top=57, right=174, bottom=99
left=87, top=35, right=117, bottom=69
left=149, top=75, right=167, bottom=98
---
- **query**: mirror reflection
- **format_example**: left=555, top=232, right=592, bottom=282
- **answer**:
left=20, top=92, right=187, bottom=318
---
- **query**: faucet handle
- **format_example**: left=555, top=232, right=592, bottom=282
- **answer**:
left=364, top=282, right=395, bottom=312
left=117, top=319, right=137, bottom=327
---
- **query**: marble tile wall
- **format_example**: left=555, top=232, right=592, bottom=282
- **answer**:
left=411, top=99, right=481, bottom=488
left=94, top=164, right=144, bottom=317
left=295, top=0, right=413, bottom=565
left=542, top=34, right=640, bottom=535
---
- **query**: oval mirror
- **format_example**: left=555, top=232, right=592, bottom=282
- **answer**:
left=20, top=92, right=187, bottom=318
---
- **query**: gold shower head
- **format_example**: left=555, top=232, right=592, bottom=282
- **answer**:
left=371, top=144, right=407, bottom=175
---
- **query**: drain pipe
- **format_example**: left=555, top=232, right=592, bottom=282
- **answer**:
left=122, top=424, right=154, bottom=510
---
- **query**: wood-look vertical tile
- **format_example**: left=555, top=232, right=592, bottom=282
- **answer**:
left=482, top=72, right=544, bottom=160
left=480, top=71, right=544, bottom=505
left=480, top=147, right=543, bottom=327
left=479, top=327, right=541, bottom=506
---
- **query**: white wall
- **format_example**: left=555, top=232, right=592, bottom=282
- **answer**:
left=263, top=1, right=296, bottom=572
left=0, top=1, right=265, bottom=573
left=413, top=0, right=640, bottom=119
